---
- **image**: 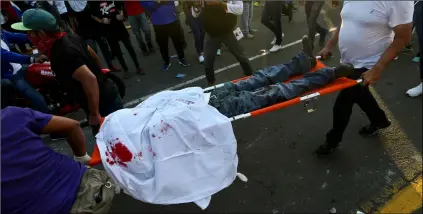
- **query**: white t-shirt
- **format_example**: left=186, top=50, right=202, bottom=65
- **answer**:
left=338, top=1, right=414, bottom=69
left=1, top=40, right=23, bottom=75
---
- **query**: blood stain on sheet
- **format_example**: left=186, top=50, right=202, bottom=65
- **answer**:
left=105, top=139, right=133, bottom=167
left=148, top=147, right=157, bottom=157
left=176, top=98, right=195, bottom=105
left=152, top=134, right=156, bottom=138
left=160, top=120, right=172, bottom=134
left=134, top=113, right=137, bottom=116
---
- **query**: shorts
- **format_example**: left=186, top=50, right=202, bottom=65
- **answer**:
left=69, top=168, right=116, bottom=214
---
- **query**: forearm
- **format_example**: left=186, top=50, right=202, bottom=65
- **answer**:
left=373, top=36, right=410, bottom=74
left=66, top=124, right=86, bottom=156
left=81, top=80, right=100, bottom=116
left=325, top=25, right=340, bottom=50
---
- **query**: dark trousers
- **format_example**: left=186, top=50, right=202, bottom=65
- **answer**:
left=326, top=68, right=390, bottom=145
left=106, top=37, right=140, bottom=71
left=153, top=21, right=185, bottom=64
left=86, top=37, right=114, bottom=68
left=261, top=1, right=283, bottom=45
left=204, top=32, right=253, bottom=83
left=305, top=1, right=327, bottom=48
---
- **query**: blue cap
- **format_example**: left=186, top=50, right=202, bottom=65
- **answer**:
left=11, top=9, right=57, bottom=31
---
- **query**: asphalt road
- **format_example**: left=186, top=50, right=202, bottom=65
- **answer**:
left=45, top=3, right=422, bottom=213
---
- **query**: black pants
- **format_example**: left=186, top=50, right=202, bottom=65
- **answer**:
left=326, top=68, right=390, bottom=145
left=261, top=1, right=283, bottom=45
left=153, top=21, right=185, bottom=64
left=106, top=37, right=140, bottom=71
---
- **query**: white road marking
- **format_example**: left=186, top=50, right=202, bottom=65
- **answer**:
left=78, top=29, right=336, bottom=124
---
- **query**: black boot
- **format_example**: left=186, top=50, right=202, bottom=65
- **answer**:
left=314, top=141, right=339, bottom=155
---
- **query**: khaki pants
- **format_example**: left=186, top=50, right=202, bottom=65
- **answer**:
left=69, top=168, right=116, bottom=214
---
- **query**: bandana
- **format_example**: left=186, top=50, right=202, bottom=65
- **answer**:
left=28, top=32, right=67, bottom=58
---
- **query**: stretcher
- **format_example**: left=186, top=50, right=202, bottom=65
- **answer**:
left=88, top=59, right=362, bottom=166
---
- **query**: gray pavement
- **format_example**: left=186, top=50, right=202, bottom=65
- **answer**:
left=45, top=3, right=422, bottom=213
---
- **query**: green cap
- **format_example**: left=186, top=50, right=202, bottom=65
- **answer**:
left=11, top=9, right=57, bottom=31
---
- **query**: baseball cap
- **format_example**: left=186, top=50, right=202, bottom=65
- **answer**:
left=11, top=9, right=57, bottom=32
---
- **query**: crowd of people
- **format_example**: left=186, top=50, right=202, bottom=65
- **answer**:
left=1, top=0, right=421, bottom=213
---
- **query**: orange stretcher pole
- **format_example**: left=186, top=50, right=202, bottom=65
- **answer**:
left=88, top=118, right=105, bottom=166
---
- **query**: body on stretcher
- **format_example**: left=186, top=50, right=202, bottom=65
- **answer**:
left=89, top=59, right=362, bottom=167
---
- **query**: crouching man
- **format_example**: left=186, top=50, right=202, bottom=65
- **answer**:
left=1, top=106, right=116, bottom=214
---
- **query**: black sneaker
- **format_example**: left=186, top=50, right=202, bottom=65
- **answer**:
left=314, top=142, right=339, bottom=155
left=334, top=63, right=355, bottom=78
left=359, top=121, right=391, bottom=136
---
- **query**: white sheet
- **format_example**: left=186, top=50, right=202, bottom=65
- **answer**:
left=96, top=87, right=238, bottom=209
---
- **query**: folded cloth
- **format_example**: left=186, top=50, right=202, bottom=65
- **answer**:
left=96, top=87, right=238, bottom=209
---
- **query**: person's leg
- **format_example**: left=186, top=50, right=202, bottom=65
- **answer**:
left=221, top=32, right=254, bottom=76
left=209, top=65, right=352, bottom=118
left=203, top=33, right=222, bottom=84
left=261, top=2, right=277, bottom=37
left=139, top=13, right=154, bottom=51
left=68, top=168, right=116, bottom=214
left=121, top=37, right=141, bottom=69
left=11, top=66, right=50, bottom=113
left=107, top=37, right=128, bottom=72
left=186, top=12, right=202, bottom=55
left=169, top=21, right=187, bottom=63
left=248, top=2, right=255, bottom=32
left=96, top=37, right=116, bottom=69
left=128, top=15, right=148, bottom=53
left=270, top=2, right=283, bottom=45
left=317, top=68, right=390, bottom=155
left=306, top=1, right=326, bottom=49
left=154, top=24, right=171, bottom=67
left=231, top=52, right=315, bottom=92
left=406, top=1, right=422, bottom=97
left=241, top=2, right=250, bottom=36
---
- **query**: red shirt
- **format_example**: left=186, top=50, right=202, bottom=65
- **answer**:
left=124, top=1, right=145, bottom=16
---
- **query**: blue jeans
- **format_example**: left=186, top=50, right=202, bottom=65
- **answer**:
left=185, top=9, right=205, bottom=55
left=10, top=66, right=50, bottom=113
left=209, top=53, right=335, bottom=117
left=414, top=1, right=422, bottom=79
left=128, top=13, right=153, bottom=50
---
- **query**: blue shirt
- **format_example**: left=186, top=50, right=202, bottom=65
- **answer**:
left=141, top=1, right=177, bottom=26
left=1, top=107, right=87, bottom=214
left=1, top=30, right=32, bottom=79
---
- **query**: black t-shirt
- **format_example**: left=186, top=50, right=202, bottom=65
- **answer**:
left=88, top=1, right=128, bottom=40
left=50, top=35, right=106, bottom=109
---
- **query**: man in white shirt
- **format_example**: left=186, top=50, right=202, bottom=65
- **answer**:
left=315, top=1, right=414, bottom=155
left=191, top=0, right=253, bottom=86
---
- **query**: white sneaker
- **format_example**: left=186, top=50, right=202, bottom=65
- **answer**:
left=406, top=83, right=422, bottom=97
left=199, top=55, right=204, bottom=63
left=271, top=33, right=285, bottom=45
left=269, top=44, right=282, bottom=52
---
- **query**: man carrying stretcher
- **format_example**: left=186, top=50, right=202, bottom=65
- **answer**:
left=208, top=35, right=354, bottom=118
